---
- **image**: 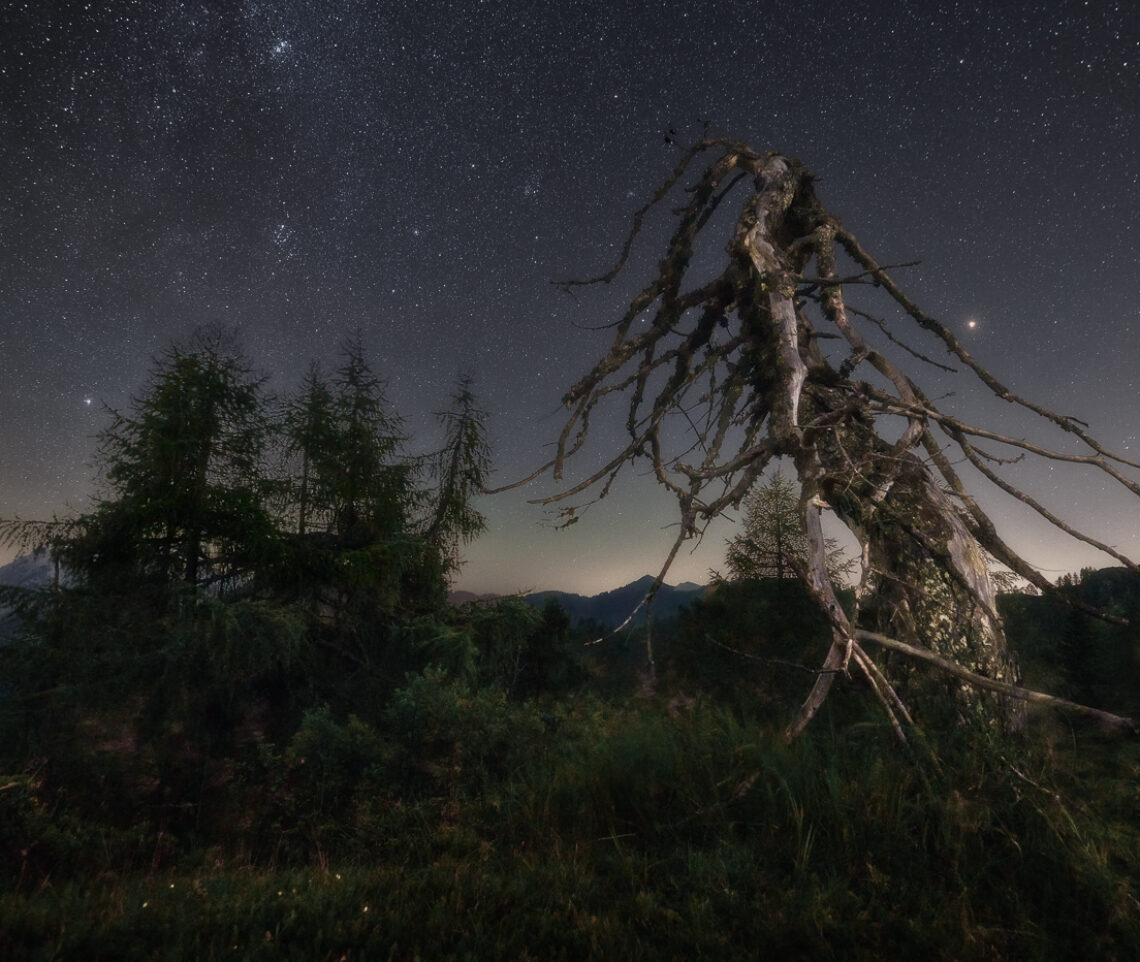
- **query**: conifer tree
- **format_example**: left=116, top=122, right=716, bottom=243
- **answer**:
left=65, top=329, right=272, bottom=595
left=327, top=334, right=413, bottom=547
left=275, top=335, right=445, bottom=630
left=725, top=472, right=851, bottom=583
left=281, top=361, right=338, bottom=537
left=428, top=374, right=491, bottom=576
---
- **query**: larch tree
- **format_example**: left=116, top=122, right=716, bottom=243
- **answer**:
left=427, top=374, right=492, bottom=578
left=281, top=360, right=338, bottom=538
left=724, top=471, right=852, bottom=584
left=277, top=336, right=444, bottom=625
left=327, top=334, right=414, bottom=548
left=66, top=330, right=272, bottom=595
left=500, top=139, right=1137, bottom=738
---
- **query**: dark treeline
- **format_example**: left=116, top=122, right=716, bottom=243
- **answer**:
left=2, top=335, right=1139, bottom=959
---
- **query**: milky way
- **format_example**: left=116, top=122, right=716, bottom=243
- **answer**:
left=2, top=1, right=1137, bottom=593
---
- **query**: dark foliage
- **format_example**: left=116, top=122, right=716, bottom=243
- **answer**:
left=1, top=331, right=1138, bottom=959
left=1002, top=567, right=1140, bottom=716
left=661, top=577, right=857, bottom=716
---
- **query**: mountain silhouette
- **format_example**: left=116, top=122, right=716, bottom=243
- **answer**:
left=523, top=574, right=707, bottom=629
left=448, top=575, right=707, bottom=628
left=0, top=553, right=55, bottom=642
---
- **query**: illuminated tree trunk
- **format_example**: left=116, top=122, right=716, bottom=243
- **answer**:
left=500, top=139, right=1140, bottom=737
left=792, top=410, right=1021, bottom=734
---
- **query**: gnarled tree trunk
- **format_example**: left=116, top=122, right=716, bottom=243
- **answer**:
left=496, top=139, right=1138, bottom=738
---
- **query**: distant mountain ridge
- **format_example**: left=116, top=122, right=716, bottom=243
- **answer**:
left=450, top=574, right=708, bottom=629
left=4, top=555, right=703, bottom=635
left=0, top=554, right=53, bottom=589
left=0, top=553, right=54, bottom=643
left=525, top=574, right=708, bottom=628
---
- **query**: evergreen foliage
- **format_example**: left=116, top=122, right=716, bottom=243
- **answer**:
left=1, top=331, right=1138, bottom=959
left=428, top=374, right=492, bottom=574
left=1002, top=566, right=1140, bottom=716
left=663, top=577, right=857, bottom=715
left=724, top=471, right=852, bottom=583
left=66, top=329, right=275, bottom=595
left=279, top=360, right=338, bottom=537
left=325, top=334, right=413, bottom=547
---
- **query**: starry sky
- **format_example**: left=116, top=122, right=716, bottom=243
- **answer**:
left=1, top=0, right=1138, bottom=594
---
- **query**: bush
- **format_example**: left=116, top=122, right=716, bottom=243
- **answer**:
left=382, top=667, right=548, bottom=799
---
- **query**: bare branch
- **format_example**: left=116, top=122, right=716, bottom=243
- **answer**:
left=835, top=228, right=1140, bottom=471
left=855, top=630, right=1137, bottom=732
left=506, top=139, right=1138, bottom=735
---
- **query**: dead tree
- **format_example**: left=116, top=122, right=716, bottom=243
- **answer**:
left=498, top=139, right=1137, bottom=738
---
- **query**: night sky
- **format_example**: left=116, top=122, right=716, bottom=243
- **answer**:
left=2, top=1, right=1138, bottom=594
